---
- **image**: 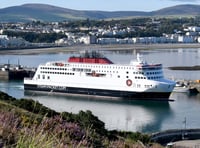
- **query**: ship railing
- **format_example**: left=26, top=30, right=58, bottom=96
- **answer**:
left=136, top=64, right=162, bottom=71
left=45, top=61, right=66, bottom=66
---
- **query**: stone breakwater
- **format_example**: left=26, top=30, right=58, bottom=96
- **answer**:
left=168, top=66, right=200, bottom=71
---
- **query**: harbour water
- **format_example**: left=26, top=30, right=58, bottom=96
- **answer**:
left=1, top=48, right=200, bottom=133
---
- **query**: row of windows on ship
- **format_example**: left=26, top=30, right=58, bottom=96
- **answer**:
left=40, top=70, right=162, bottom=75
left=41, top=64, right=161, bottom=71
left=40, top=67, right=162, bottom=75
left=39, top=71, right=163, bottom=80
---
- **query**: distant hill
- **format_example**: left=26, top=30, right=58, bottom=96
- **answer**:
left=152, top=4, right=200, bottom=16
left=0, top=4, right=200, bottom=22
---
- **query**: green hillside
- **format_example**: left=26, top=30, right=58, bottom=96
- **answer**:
left=1, top=3, right=200, bottom=22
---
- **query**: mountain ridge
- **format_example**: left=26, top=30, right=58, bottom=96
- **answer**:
left=0, top=3, right=200, bottom=22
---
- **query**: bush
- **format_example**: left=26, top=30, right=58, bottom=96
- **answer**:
left=61, top=110, right=108, bottom=147
left=12, top=99, right=59, bottom=117
left=0, top=91, right=156, bottom=147
left=0, top=91, right=16, bottom=102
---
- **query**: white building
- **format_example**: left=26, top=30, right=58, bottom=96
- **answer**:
left=102, top=30, right=113, bottom=36
left=132, top=37, right=140, bottom=44
left=0, top=35, right=29, bottom=47
left=0, top=30, right=3, bottom=34
left=178, top=36, right=195, bottom=43
left=55, top=38, right=68, bottom=45
left=116, top=38, right=131, bottom=44
left=188, top=26, right=200, bottom=32
left=97, top=38, right=117, bottom=44
left=186, top=32, right=198, bottom=36
left=196, top=37, right=200, bottom=43
left=79, top=36, right=90, bottom=44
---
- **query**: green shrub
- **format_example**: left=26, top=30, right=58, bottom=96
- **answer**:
left=12, top=98, right=59, bottom=117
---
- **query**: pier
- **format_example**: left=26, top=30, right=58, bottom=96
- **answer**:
left=174, top=79, right=200, bottom=94
left=0, top=64, right=35, bottom=80
left=151, top=128, right=200, bottom=146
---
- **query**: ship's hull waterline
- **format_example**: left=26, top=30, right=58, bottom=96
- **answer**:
left=24, top=84, right=172, bottom=101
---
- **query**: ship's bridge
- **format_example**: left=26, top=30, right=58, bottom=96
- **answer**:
left=130, top=54, right=162, bottom=71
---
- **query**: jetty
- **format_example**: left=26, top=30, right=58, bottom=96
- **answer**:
left=0, top=64, right=35, bottom=80
left=173, top=79, right=200, bottom=94
left=151, top=128, right=200, bottom=146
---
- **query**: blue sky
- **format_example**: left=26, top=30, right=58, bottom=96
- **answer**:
left=1, top=0, right=200, bottom=11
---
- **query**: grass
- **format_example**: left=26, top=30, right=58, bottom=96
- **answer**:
left=0, top=91, right=163, bottom=147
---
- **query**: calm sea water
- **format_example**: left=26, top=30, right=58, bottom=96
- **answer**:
left=1, top=48, right=200, bottom=133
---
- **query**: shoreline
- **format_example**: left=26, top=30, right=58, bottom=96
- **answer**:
left=0, top=43, right=200, bottom=55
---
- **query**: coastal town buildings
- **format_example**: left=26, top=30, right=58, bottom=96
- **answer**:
left=1, top=22, right=200, bottom=48
left=0, top=35, right=29, bottom=48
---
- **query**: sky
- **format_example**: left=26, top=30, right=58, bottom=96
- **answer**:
left=1, top=0, right=200, bottom=11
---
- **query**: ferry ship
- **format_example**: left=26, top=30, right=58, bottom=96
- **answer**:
left=24, top=51, right=176, bottom=100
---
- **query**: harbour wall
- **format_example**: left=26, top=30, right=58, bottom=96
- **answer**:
left=175, top=79, right=200, bottom=94
left=151, top=129, right=200, bottom=145
left=0, top=71, right=9, bottom=80
left=0, top=64, right=35, bottom=80
left=0, top=70, right=35, bottom=80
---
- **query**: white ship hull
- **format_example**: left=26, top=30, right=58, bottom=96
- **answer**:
left=24, top=52, right=175, bottom=100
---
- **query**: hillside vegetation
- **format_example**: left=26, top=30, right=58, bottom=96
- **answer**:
left=1, top=4, right=200, bottom=22
left=0, top=91, right=162, bottom=147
